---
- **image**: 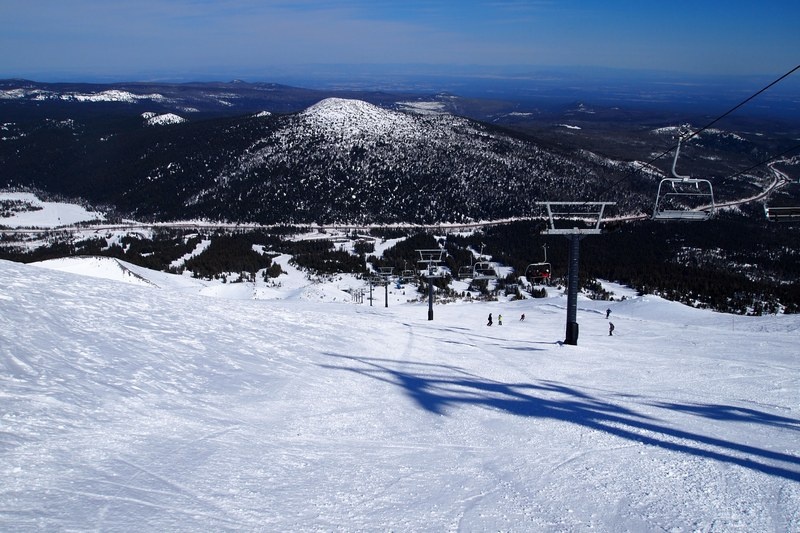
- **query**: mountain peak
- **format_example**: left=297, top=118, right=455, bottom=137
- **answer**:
left=299, top=97, right=420, bottom=140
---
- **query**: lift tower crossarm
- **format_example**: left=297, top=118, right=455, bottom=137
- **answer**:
left=537, top=201, right=615, bottom=345
left=539, top=202, right=615, bottom=235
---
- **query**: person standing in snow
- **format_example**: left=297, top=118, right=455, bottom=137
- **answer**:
left=606, top=308, right=611, bottom=319
left=498, top=314, right=503, bottom=326
left=609, top=322, right=615, bottom=336
left=520, top=313, right=525, bottom=322
left=487, top=313, right=493, bottom=326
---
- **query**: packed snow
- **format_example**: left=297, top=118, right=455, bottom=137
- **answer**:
left=1, top=249, right=798, bottom=531
left=1, top=192, right=799, bottom=530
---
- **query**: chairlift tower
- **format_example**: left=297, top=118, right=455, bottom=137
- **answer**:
left=377, top=266, right=394, bottom=308
left=366, top=268, right=394, bottom=308
left=539, top=201, right=615, bottom=345
left=366, top=276, right=377, bottom=307
left=416, top=249, right=445, bottom=321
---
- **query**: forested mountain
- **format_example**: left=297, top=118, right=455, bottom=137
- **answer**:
left=2, top=79, right=787, bottom=225
left=0, top=96, right=638, bottom=223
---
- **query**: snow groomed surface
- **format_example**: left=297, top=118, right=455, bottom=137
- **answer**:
left=1, top=258, right=798, bottom=531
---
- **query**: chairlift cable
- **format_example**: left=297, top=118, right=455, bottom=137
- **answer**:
left=644, top=63, right=800, bottom=173
left=682, top=63, right=800, bottom=145
left=587, top=64, right=800, bottom=208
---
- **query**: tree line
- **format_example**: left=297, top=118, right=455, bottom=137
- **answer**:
left=1, top=210, right=797, bottom=314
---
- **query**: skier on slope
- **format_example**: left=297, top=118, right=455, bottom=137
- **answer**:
left=487, top=313, right=493, bottom=326
left=609, top=322, right=615, bottom=336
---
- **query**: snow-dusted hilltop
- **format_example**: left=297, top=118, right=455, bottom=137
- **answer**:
left=299, top=97, right=424, bottom=140
left=0, top=255, right=798, bottom=531
left=142, top=111, right=186, bottom=126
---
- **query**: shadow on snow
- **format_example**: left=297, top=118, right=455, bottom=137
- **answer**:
left=321, top=353, right=800, bottom=482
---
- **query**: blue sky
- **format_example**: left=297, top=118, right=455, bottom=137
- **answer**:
left=1, top=0, right=797, bottom=82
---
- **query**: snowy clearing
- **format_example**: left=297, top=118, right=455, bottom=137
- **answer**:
left=0, top=192, right=104, bottom=228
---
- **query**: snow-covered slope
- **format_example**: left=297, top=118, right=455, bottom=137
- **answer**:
left=34, top=256, right=205, bottom=291
left=33, top=254, right=365, bottom=303
left=1, top=258, right=798, bottom=531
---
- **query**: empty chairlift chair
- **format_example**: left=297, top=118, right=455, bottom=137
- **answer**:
left=472, top=261, right=498, bottom=280
left=765, top=205, right=800, bottom=223
left=652, top=132, right=715, bottom=221
left=458, top=265, right=474, bottom=279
